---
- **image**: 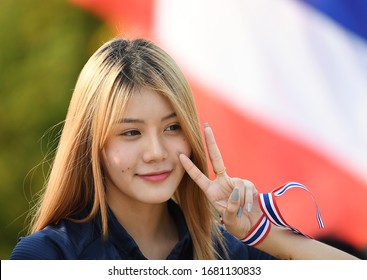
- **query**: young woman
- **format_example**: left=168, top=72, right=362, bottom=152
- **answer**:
left=10, top=38, right=358, bottom=260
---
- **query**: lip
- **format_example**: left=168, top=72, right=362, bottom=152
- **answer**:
left=138, top=170, right=172, bottom=182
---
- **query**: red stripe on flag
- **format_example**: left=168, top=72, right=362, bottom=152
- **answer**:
left=70, top=0, right=155, bottom=38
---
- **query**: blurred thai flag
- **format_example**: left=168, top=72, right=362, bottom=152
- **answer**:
left=70, top=0, right=367, bottom=251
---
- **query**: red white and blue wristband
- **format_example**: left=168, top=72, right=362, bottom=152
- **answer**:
left=240, top=214, right=272, bottom=246
left=239, top=182, right=324, bottom=246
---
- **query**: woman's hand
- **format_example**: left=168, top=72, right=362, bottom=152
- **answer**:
left=178, top=123, right=262, bottom=239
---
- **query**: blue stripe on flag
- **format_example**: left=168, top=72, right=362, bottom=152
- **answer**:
left=299, top=0, right=367, bottom=40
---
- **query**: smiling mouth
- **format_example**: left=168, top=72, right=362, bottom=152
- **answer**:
left=138, top=171, right=172, bottom=182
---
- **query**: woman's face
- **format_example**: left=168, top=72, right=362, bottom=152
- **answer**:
left=102, top=88, right=191, bottom=207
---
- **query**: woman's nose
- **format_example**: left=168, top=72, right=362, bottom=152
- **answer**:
left=142, top=135, right=168, bottom=163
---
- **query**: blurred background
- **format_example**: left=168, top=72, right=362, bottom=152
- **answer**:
left=1, top=0, right=366, bottom=259
left=0, top=0, right=113, bottom=259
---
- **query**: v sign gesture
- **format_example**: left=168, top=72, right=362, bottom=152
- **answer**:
left=178, top=123, right=359, bottom=260
left=178, top=123, right=263, bottom=240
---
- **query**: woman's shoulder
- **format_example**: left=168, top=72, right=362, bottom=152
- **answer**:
left=218, top=226, right=276, bottom=260
left=9, top=218, right=100, bottom=260
left=9, top=226, right=69, bottom=259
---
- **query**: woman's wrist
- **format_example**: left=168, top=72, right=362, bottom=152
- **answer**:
left=223, top=182, right=324, bottom=247
left=240, top=214, right=272, bottom=246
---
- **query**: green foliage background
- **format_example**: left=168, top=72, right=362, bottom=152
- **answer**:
left=0, top=0, right=112, bottom=259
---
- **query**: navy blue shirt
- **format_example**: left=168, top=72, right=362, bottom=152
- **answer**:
left=10, top=200, right=275, bottom=260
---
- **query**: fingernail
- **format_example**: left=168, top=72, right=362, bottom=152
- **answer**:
left=176, top=151, right=182, bottom=157
left=231, top=188, right=239, bottom=201
left=246, top=203, right=252, bottom=213
left=237, top=207, right=243, bottom=218
left=204, top=123, right=209, bottom=128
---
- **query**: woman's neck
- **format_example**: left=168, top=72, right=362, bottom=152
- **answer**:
left=107, top=195, right=178, bottom=259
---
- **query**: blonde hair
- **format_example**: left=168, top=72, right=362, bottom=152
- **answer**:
left=30, top=38, right=225, bottom=259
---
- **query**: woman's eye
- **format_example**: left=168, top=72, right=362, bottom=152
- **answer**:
left=165, top=124, right=181, bottom=132
left=122, top=130, right=141, bottom=136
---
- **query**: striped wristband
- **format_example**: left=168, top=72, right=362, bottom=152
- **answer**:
left=240, top=214, right=272, bottom=246
left=241, top=181, right=324, bottom=246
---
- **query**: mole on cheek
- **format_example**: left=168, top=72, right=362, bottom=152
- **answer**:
left=122, top=167, right=130, bottom=173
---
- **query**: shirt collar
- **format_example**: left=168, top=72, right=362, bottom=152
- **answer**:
left=106, top=199, right=193, bottom=260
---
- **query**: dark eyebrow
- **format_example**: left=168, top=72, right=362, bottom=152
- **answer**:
left=119, top=112, right=177, bottom=123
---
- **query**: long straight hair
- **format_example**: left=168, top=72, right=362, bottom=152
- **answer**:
left=30, top=38, right=225, bottom=259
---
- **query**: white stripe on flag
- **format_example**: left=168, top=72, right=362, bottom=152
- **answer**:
left=155, top=0, right=367, bottom=184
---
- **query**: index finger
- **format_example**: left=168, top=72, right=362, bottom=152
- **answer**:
left=204, top=123, right=226, bottom=176
left=178, top=152, right=211, bottom=192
